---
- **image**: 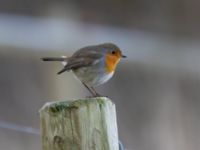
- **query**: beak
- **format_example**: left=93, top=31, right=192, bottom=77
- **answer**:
left=122, top=55, right=127, bottom=58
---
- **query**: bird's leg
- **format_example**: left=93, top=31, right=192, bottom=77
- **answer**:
left=82, top=82, right=96, bottom=97
left=91, top=87, right=101, bottom=97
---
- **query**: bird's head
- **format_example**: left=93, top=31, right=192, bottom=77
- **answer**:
left=100, top=43, right=126, bottom=73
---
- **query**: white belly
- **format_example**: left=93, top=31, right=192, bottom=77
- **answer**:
left=73, top=67, right=114, bottom=87
left=94, top=71, right=114, bottom=86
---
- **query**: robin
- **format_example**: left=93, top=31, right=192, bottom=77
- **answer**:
left=42, top=43, right=126, bottom=97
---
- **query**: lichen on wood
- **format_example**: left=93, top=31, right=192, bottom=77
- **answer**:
left=39, top=97, right=119, bottom=150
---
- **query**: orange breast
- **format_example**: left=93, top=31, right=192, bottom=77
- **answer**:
left=105, top=54, right=120, bottom=73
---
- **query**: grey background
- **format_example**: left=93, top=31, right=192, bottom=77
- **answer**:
left=0, top=0, right=200, bottom=150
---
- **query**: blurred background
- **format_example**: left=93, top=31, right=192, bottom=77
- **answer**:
left=0, top=0, right=200, bottom=150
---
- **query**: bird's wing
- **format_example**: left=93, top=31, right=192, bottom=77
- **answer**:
left=57, top=50, right=103, bottom=75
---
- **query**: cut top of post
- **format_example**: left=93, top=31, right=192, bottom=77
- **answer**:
left=39, top=97, right=114, bottom=114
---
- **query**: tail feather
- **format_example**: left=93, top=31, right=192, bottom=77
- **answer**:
left=41, top=57, right=67, bottom=61
left=42, top=56, right=69, bottom=74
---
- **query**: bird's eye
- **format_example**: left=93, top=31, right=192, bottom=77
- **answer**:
left=112, top=51, right=116, bottom=54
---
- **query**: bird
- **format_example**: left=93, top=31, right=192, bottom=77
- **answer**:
left=42, top=43, right=126, bottom=97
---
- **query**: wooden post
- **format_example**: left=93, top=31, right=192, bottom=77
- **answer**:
left=39, top=97, right=119, bottom=150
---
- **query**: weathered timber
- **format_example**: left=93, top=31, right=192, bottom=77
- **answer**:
left=39, top=97, right=119, bottom=150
